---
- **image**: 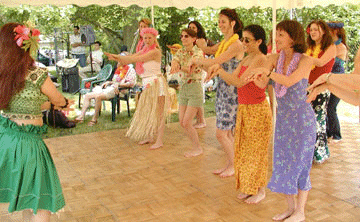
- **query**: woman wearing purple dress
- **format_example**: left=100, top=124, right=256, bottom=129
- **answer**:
left=252, top=20, right=316, bottom=222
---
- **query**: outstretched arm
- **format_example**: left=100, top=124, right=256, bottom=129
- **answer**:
left=192, top=41, right=243, bottom=68
left=196, top=38, right=219, bottom=55
left=307, top=81, right=359, bottom=106
left=213, top=55, right=267, bottom=88
left=105, top=49, right=161, bottom=65
left=267, top=55, right=313, bottom=87
left=311, top=44, right=336, bottom=67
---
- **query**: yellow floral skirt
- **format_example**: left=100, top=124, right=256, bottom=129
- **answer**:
left=234, top=99, right=272, bottom=195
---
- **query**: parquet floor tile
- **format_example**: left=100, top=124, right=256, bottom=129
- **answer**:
left=1, top=117, right=359, bottom=221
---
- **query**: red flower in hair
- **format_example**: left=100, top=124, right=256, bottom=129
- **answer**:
left=13, top=23, right=41, bottom=55
left=32, top=29, right=40, bottom=36
left=306, top=27, right=310, bottom=34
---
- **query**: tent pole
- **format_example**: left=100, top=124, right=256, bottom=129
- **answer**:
left=270, top=0, right=277, bottom=151
left=151, top=5, right=155, bottom=27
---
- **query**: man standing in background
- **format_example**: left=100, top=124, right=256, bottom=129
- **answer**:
left=70, top=25, right=86, bottom=67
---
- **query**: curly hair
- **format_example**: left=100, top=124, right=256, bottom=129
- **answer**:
left=306, top=20, right=333, bottom=51
left=0, top=23, right=35, bottom=109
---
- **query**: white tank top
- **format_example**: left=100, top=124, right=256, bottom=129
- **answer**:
left=142, top=60, right=161, bottom=78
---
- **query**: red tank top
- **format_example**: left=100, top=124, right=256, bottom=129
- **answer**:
left=237, top=66, right=266, bottom=104
left=308, top=51, right=335, bottom=84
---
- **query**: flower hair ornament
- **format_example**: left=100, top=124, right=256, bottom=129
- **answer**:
left=140, top=27, right=159, bottom=37
left=13, top=22, right=40, bottom=56
left=327, top=22, right=344, bottom=29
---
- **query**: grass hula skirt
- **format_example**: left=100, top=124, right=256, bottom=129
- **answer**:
left=0, top=116, right=65, bottom=214
left=126, top=76, right=170, bottom=141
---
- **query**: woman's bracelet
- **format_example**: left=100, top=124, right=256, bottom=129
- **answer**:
left=60, top=98, right=69, bottom=109
left=266, top=71, right=272, bottom=78
left=325, top=73, right=333, bottom=83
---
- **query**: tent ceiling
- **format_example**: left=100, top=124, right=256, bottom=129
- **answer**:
left=0, top=0, right=358, bottom=9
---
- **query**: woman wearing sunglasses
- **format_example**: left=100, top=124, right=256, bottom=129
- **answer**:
left=170, top=28, right=205, bottom=157
left=207, top=24, right=272, bottom=204
left=191, top=8, right=244, bottom=177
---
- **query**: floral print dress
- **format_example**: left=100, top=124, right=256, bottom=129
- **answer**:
left=215, top=57, right=240, bottom=130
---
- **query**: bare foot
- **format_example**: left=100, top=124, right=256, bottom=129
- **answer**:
left=213, top=165, right=228, bottom=175
left=272, top=209, right=294, bottom=221
left=219, top=166, right=234, bottom=178
left=237, top=192, right=251, bottom=200
left=245, top=191, right=265, bottom=204
left=149, top=143, right=163, bottom=150
left=138, top=139, right=153, bottom=145
left=193, top=123, right=206, bottom=129
left=284, top=211, right=305, bottom=222
left=184, top=148, right=203, bottom=158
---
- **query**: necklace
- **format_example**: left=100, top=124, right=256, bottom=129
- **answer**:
left=305, top=44, right=322, bottom=70
left=215, top=34, right=239, bottom=58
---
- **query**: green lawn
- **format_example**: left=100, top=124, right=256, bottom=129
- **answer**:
left=43, top=91, right=217, bottom=138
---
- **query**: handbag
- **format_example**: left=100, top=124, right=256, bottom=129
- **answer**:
left=42, top=104, right=76, bottom=128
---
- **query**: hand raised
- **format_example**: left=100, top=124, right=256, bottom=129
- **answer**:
left=205, top=64, right=221, bottom=82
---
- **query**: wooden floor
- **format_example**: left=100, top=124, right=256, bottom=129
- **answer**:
left=1, top=117, right=360, bottom=222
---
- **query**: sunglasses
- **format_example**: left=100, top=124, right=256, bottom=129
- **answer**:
left=180, top=34, right=190, bottom=39
left=240, top=37, right=255, bottom=43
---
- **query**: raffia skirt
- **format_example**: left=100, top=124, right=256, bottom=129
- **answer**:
left=234, top=100, right=272, bottom=195
left=0, top=116, right=65, bottom=214
left=126, top=75, right=170, bottom=141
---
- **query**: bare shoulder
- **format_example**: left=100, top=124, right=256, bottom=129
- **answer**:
left=267, top=53, right=279, bottom=64
left=255, top=53, right=267, bottom=61
left=337, top=43, right=347, bottom=53
left=229, top=40, right=242, bottom=50
left=300, top=54, right=313, bottom=63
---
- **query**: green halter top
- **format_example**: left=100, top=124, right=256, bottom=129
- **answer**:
left=2, top=67, right=49, bottom=120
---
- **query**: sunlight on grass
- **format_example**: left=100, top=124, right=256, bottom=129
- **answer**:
left=43, top=91, right=217, bottom=138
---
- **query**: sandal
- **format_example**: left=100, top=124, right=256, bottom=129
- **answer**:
left=74, top=117, right=84, bottom=123
left=88, top=119, right=97, bottom=126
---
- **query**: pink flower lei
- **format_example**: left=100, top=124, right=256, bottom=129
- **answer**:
left=13, top=23, right=40, bottom=55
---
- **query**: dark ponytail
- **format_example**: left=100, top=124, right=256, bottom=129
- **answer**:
left=243, top=24, right=267, bottom=55
left=259, top=43, right=267, bottom=55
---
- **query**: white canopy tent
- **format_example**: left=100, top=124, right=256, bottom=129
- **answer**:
left=0, top=0, right=358, bottom=8
left=1, top=0, right=357, bottom=47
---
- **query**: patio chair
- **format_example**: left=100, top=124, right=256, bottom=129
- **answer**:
left=77, top=64, right=113, bottom=108
left=108, top=85, right=141, bottom=121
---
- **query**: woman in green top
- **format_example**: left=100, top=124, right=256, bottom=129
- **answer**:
left=0, top=23, right=71, bottom=222
left=170, top=28, right=205, bottom=157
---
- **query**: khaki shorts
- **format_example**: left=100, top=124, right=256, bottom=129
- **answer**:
left=178, top=82, right=203, bottom=107
left=92, top=85, right=116, bottom=99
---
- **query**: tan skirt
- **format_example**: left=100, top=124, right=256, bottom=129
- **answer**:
left=126, top=75, right=170, bottom=141
left=234, top=99, right=272, bottom=195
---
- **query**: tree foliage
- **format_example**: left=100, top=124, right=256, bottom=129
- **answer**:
left=0, top=3, right=359, bottom=71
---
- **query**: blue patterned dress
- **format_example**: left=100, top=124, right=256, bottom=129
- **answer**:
left=215, top=58, right=240, bottom=130
left=267, top=78, right=317, bottom=195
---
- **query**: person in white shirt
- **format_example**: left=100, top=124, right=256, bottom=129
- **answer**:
left=70, top=25, right=86, bottom=67
left=79, top=41, right=103, bottom=79
left=75, top=64, right=136, bottom=126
